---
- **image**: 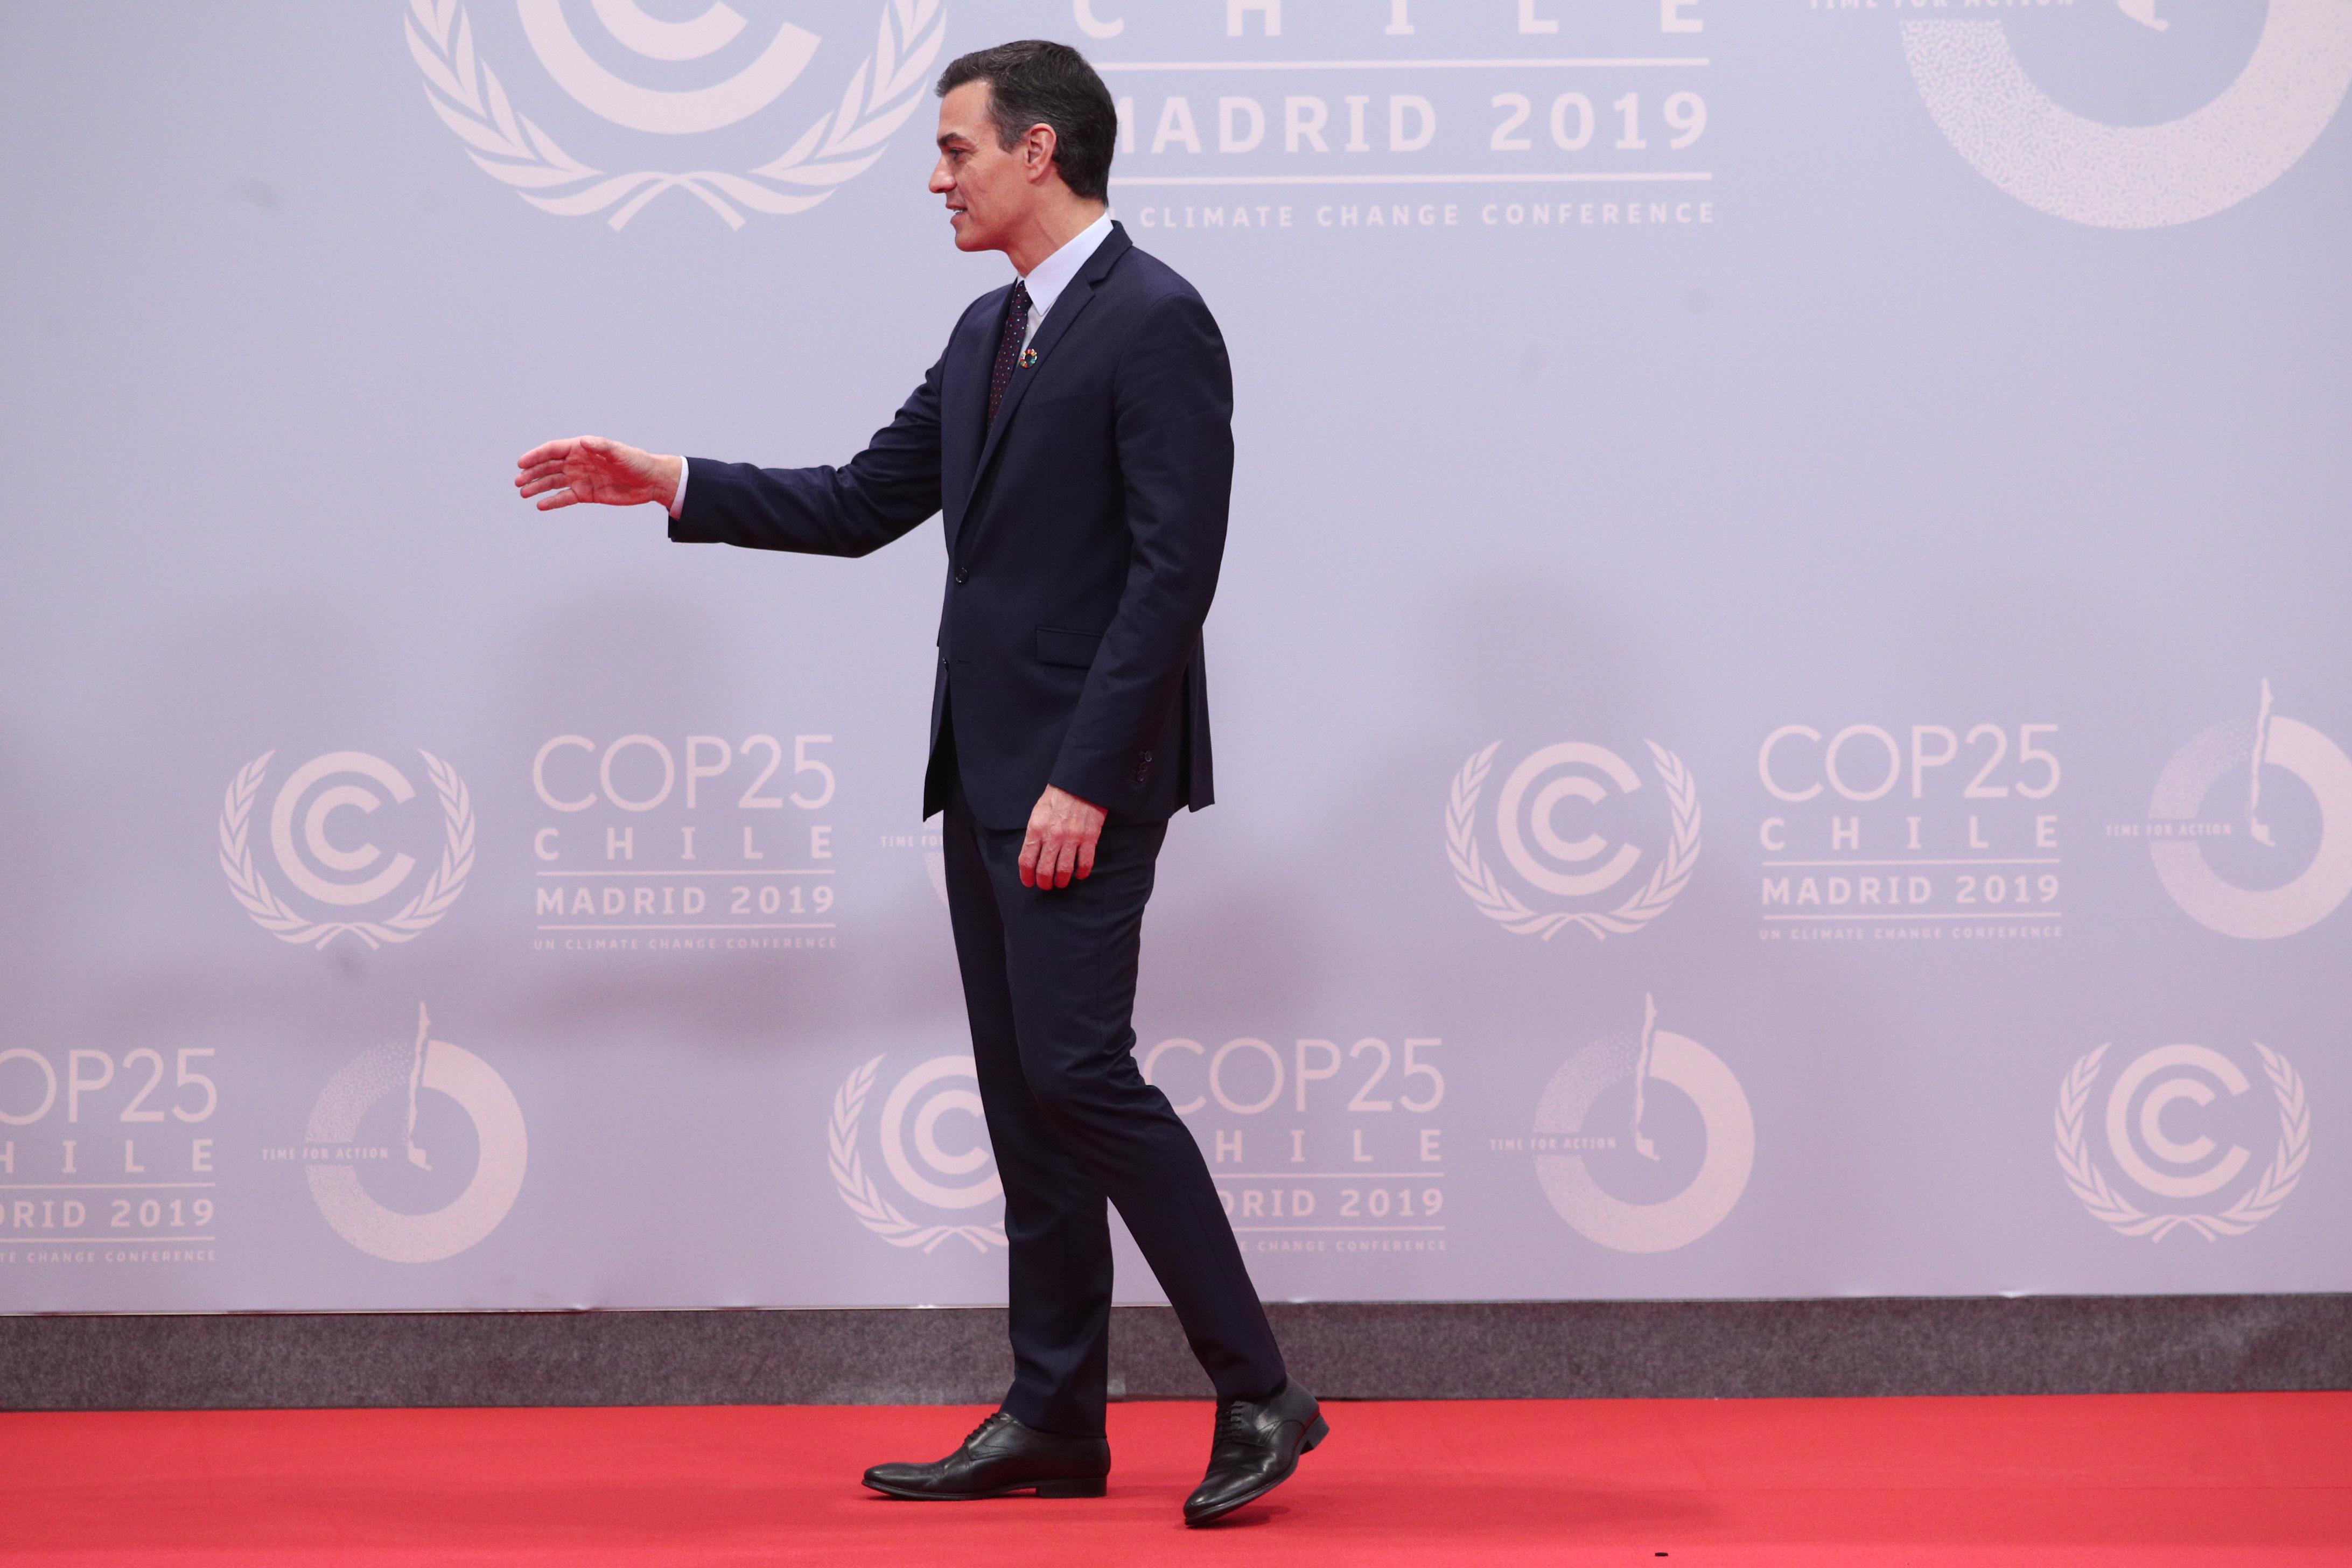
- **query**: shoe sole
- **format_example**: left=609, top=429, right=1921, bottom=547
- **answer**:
left=1182, top=1412, right=1329, bottom=1528
left=863, top=1476, right=1108, bottom=1501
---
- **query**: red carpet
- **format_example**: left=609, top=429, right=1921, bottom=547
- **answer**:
left=2, top=1393, right=2346, bottom=1566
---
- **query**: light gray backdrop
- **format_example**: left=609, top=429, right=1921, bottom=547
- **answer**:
left=2, top=0, right=2347, bottom=1312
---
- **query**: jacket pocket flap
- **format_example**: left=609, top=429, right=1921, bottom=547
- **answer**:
left=1036, top=627, right=1104, bottom=668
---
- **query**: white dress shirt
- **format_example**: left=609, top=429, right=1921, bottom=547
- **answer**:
left=670, top=210, right=1116, bottom=519
left=1015, top=207, right=1115, bottom=351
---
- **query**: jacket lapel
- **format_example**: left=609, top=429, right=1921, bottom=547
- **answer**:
left=963, top=222, right=1133, bottom=513
left=940, top=290, right=1002, bottom=546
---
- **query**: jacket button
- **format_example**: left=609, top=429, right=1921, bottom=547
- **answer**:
left=954, top=567, right=969, bottom=584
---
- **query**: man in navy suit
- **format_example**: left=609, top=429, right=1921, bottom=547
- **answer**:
left=516, top=41, right=1322, bottom=1527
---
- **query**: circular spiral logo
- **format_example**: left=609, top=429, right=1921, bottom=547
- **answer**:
left=304, top=1004, right=528, bottom=1264
left=1530, top=996, right=1754, bottom=1254
left=1901, top=1, right=2352, bottom=228
left=828, top=1054, right=1005, bottom=1252
left=2146, top=683, right=2352, bottom=940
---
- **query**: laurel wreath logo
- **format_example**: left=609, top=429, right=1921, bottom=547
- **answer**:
left=1446, top=740, right=1702, bottom=940
left=218, top=751, right=475, bottom=951
left=403, top=0, right=947, bottom=229
left=2054, top=1042, right=2311, bottom=1241
left=828, top=1055, right=1005, bottom=1254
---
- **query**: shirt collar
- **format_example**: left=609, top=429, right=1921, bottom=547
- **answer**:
left=1017, top=209, right=1115, bottom=320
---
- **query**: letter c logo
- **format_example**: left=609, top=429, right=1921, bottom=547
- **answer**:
left=270, top=752, right=419, bottom=908
left=517, top=0, right=821, bottom=135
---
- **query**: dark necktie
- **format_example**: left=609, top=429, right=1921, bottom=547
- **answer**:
left=987, top=279, right=1032, bottom=425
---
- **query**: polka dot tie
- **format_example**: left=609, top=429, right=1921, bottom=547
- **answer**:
left=987, top=279, right=1032, bottom=426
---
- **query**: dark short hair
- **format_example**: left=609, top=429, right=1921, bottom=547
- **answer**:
left=936, top=40, right=1117, bottom=203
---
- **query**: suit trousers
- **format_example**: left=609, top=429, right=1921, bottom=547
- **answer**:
left=940, top=766, right=1286, bottom=1437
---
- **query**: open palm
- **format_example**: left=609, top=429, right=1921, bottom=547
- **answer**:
left=514, top=435, right=677, bottom=512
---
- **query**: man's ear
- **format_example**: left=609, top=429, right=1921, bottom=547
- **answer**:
left=1025, top=123, right=1061, bottom=185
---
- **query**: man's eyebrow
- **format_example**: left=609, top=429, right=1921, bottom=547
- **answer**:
left=936, top=131, right=972, bottom=150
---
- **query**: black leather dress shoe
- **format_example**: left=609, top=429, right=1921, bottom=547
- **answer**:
left=1182, top=1380, right=1328, bottom=1526
left=861, top=1411, right=1110, bottom=1501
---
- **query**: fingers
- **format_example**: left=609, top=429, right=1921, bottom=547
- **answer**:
left=515, top=436, right=639, bottom=491
left=516, top=446, right=658, bottom=509
left=1027, top=825, right=1099, bottom=890
left=582, top=433, right=650, bottom=477
left=1022, top=826, right=1079, bottom=890
left=1020, top=788, right=1105, bottom=892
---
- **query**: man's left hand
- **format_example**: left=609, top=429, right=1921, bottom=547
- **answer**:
left=1020, top=786, right=1108, bottom=890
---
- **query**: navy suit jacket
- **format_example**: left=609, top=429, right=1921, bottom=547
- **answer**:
left=670, top=223, right=1229, bottom=831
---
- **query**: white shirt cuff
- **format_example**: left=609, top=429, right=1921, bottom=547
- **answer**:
left=668, top=457, right=689, bottom=519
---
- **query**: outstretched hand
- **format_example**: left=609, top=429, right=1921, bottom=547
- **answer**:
left=515, top=436, right=681, bottom=512
left=1020, top=785, right=1108, bottom=891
